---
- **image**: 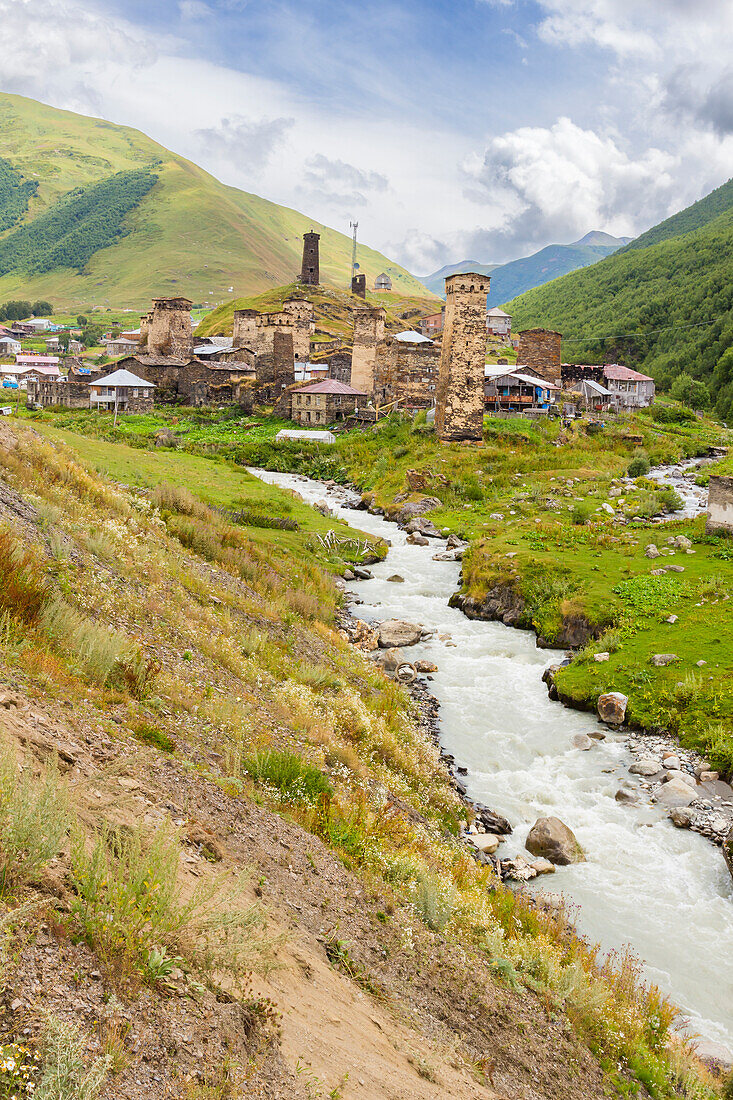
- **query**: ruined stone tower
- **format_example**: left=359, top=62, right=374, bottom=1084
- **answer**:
left=351, top=306, right=386, bottom=396
left=282, top=297, right=314, bottom=359
left=351, top=274, right=366, bottom=299
left=435, top=273, right=492, bottom=443
left=517, top=328, right=562, bottom=384
left=146, top=297, right=194, bottom=359
left=300, top=230, right=320, bottom=285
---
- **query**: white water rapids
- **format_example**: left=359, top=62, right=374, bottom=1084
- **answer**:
left=253, top=468, right=733, bottom=1050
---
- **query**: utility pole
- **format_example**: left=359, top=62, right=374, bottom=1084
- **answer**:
left=349, top=220, right=359, bottom=287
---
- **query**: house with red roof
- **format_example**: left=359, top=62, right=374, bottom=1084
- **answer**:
left=602, top=364, right=655, bottom=408
left=290, top=379, right=367, bottom=426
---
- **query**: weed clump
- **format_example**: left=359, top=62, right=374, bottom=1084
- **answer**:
left=0, top=746, right=69, bottom=896
left=242, top=750, right=333, bottom=804
left=0, top=526, right=48, bottom=625
left=628, top=450, right=651, bottom=477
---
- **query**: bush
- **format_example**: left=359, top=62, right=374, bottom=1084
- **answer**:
left=0, top=527, right=48, bottom=625
left=131, top=721, right=174, bottom=752
left=0, top=745, right=69, bottom=895
left=35, top=1015, right=110, bottom=1100
left=571, top=500, right=594, bottom=525
left=628, top=450, right=651, bottom=477
left=412, top=871, right=456, bottom=932
left=242, top=750, right=333, bottom=803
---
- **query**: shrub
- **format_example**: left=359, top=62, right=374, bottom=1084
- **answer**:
left=34, top=1015, right=110, bottom=1100
left=412, top=871, right=456, bottom=932
left=571, top=500, right=594, bottom=525
left=628, top=450, right=651, bottom=477
left=0, top=527, right=48, bottom=625
left=242, top=750, right=333, bottom=803
left=0, top=745, right=69, bottom=895
left=131, top=721, right=174, bottom=752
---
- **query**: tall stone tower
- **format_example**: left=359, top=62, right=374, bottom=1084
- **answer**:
left=146, top=297, right=194, bottom=359
left=351, top=306, right=385, bottom=396
left=435, top=273, right=491, bottom=442
left=300, top=230, right=320, bottom=285
left=517, top=328, right=562, bottom=383
left=351, top=273, right=366, bottom=299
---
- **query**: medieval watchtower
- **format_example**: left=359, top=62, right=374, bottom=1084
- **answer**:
left=351, top=274, right=366, bottom=299
left=351, top=306, right=386, bottom=396
left=300, top=230, right=320, bottom=285
left=517, top=328, right=562, bottom=384
left=146, top=297, right=194, bottom=359
left=435, top=273, right=492, bottom=442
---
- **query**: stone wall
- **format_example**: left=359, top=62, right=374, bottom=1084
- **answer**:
left=116, top=356, right=254, bottom=406
left=706, top=476, right=733, bottom=534
left=351, top=274, right=366, bottom=299
left=26, top=372, right=103, bottom=408
left=146, top=298, right=194, bottom=359
left=350, top=307, right=386, bottom=396
left=232, top=299, right=313, bottom=361
left=435, top=273, right=492, bottom=442
left=300, top=231, right=320, bottom=285
left=561, top=363, right=603, bottom=387
left=374, top=340, right=439, bottom=409
left=517, top=329, right=562, bottom=384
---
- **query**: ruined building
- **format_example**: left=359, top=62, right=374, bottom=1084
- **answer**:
left=232, top=298, right=313, bottom=361
left=300, top=231, right=320, bottom=286
left=142, top=297, right=194, bottom=359
left=374, top=332, right=439, bottom=410
left=351, top=274, right=366, bottom=299
left=350, top=306, right=386, bottom=396
left=517, top=328, right=562, bottom=384
left=435, top=273, right=492, bottom=443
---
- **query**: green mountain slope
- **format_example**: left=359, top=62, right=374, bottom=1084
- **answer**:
left=506, top=187, right=733, bottom=418
left=0, top=93, right=433, bottom=309
left=624, top=177, right=733, bottom=251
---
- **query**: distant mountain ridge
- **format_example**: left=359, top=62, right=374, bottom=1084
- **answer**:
left=0, top=92, right=434, bottom=308
left=505, top=178, right=733, bottom=418
left=422, top=233, right=630, bottom=302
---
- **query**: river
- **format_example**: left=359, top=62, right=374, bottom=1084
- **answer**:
left=252, top=468, right=733, bottom=1051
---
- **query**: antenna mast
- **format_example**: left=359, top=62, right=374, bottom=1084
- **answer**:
left=349, top=220, right=359, bottom=286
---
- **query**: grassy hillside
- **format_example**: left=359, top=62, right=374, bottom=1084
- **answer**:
left=506, top=188, right=733, bottom=418
left=0, top=93, right=433, bottom=309
left=197, top=281, right=439, bottom=345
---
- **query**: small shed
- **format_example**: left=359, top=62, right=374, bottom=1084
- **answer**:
left=291, top=379, right=367, bottom=426
left=374, top=272, right=392, bottom=292
left=89, top=368, right=156, bottom=414
left=487, top=306, right=512, bottom=336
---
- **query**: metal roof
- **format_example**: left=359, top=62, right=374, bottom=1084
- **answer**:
left=604, top=364, right=654, bottom=382
left=582, top=378, right=614, bottom=396
left=487, top=307, right=511, bottom=318
left=92, top=369, right=156, bottom=388
left=296, top=379, right=367, bottom=395
left=394, top=330, right=433, bottom=344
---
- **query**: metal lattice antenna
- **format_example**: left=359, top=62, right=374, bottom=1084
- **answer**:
left=349, top=220, right=359, bottom=285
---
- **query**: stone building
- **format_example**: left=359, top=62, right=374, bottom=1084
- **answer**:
left=143, top=298, right=194, bottom=359
left=232, top=297, right=313, bottom=361
left=290, top=380, right=367, bottom=426
left=435, top=272, right=492, bottom=442
left=89, top=369, right=155, bottom=414
left=706, top=476, right=733, bottom=534
left=351, top=274, right=366, bottom=299
left=350, top=306, right=386, bottom=396
left=300, top=231, right=320, bottom=285
left=517, top=328, right=562, bottom=384
left=487, top=307, right=511, bottom=337
left=374, top=332, right=439, bottom=410
left=26, top=370, right=104, bottom=409
left=114, top=354, right=255, bottom=406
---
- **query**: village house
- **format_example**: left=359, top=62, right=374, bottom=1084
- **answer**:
left=23, top=318, right=58, bottom=332
left=290, top=379, right=367, bottom=426
left=576, top=376, right=618, bottom=412
left=487, top=306, right=512, bottom=337
left=89, top=368, right=156, bottom=414
left=14, top=354, right=60, bottom=374
left=0, top=336, right=21, bottom=358
left=374, top=330, right=439, bottom=411
left=603, top=364, right=655, bottom=408
left=420, top=310, right=445, bottom=337
left=484, top=365, right=557, bottom=413
left=373, top=272, right=392, bottom=292
left=26, top=370, right=104, bottom=409
left=104, top=336, right=140, bottom=357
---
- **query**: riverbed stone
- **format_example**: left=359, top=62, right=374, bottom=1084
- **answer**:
left=378, top=620, right=422, bottom=648
left=415, top=660, right=438, bottom=673
left=386, top=574, right=404, bottom=583
left=629, top=759, right=661, bottom=776
left=723, top=828, right=733, bottom=883
left=397, top=497, right=441, bottom=524
left=615, top=786, right=640, bottom=804
left=597, top=691, right=628, bottom=726
left=654, top=776, right=697, bottom=808
left=662, top=755, right=681, bottom=770
left=669, top=807, right=694, bottom=828
left=525, top=817, right=585, bottom=865
left=379, top=648, right=404, bottom=671
left=406, top=532, right=429, bottom=546
left=470, top=833, right=500, bottom=855
left=651, top=653, right=678, bottom=666
left=530, top=857, right=555, bottom=875
left=572, top=733, right=594, bottom=750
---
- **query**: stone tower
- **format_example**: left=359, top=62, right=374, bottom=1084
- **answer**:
left=517, top=328, right=562, bottom=384
left=351, top=306, right=386, bottom=396
left=351, top=273, right=366, bottom=299
left=300, top=230, right=320, bottom=285
left=435, top=273, right=492, bottom=442
left=146, top=297, right=194, bottom=359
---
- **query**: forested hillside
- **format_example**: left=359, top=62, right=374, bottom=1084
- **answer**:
left=507, top=186, right=733, bottom=419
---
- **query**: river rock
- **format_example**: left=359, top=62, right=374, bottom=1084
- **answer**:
left=531, top=857, right=556, bottom=876
left=406, top=532, right=429, bottom=546
left=379, top=648, right=403, bottom=671
left=470, top=833, right=500, bottom=854
left=378, top=620, right=422, bottom=648
left=629, top=758, right=661, bottom=776
left=669, top=807, right=694, bottom=828
left=343, top=568, right=355, bottom=581
left=474, top=807, right=513, bottom=835
left=525, top=817, right=585, bottom=866
left=386, top=574, right=404, bottom=582
left=597, top=691, right=628, bottom=726
left=723, top=829, right=733, bottom=883
left=615, top=786, right=640, bottom=804
left=446, top=534, right=465, bottom=550
left=501, top=856, right=537, bottom=881
left=662, top=755, right=681, bottom=770
left=654, top=776, right=697, bottom=808
left=415, top=660, right=438, bottom=673
left=572, top=733, right=594, bottom=750
left=351, top=620, right=379, bottom=651
left=353, top=566, right=373, bottom=580
left=644, top=544, right=660, bottom=558
left=651, top=653, right=677, bottom=666
left=397, top=497, right=441, bottom=525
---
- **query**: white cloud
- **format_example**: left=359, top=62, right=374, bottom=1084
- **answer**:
left=298, top=155, right=389, bottom=210
left=195, top=115, right=294, bottom=175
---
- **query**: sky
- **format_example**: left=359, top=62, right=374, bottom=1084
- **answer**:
left=1, top=0, right=732, bottom=274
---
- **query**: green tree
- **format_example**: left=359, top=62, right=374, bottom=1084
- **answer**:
left=31, top=299, right=53, bottom=316
left=670, top=373, right=710, bottom=409
left=76, top=315, right=88, bottom=327
left=3, top=300, right=32, bottom=320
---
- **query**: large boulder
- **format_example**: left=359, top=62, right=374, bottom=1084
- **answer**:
left=651, top=653, right=678, bottom=667
left=654, top=776, right=697, bottom=808
left=597, top=692, right=628, bottom=726
left=396, top=497, right=441, bottom=525
left=377, top=620, right=423, bottom=648
left=525, top=817, right=585, bottom=866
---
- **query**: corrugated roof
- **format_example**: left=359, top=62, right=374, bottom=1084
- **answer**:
left=582, top=378, right=614, bottom=396
left=15, top=355, right=59, bottom=364
left=604, top=364, right=654, bottom=382
left=92, top=369, right=156, bottom=388
left=487, top=307, right=511, bottom=318
left=394, top=330, right=433, bottom=344
left=296, top=379, right=367, bottom=396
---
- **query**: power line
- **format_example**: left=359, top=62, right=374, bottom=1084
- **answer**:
left=560, top=315, right=725, bottom=345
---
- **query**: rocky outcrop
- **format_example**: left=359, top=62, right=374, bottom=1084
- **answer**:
left=394, top=497, right=441, bottom=526
left=450, top=586, right=527, bottom=630
left=377, top=620, right=423, bottom=648
left=525, top=817, right=585, bottom=865
left=597, top=692, right=628, bottom=726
